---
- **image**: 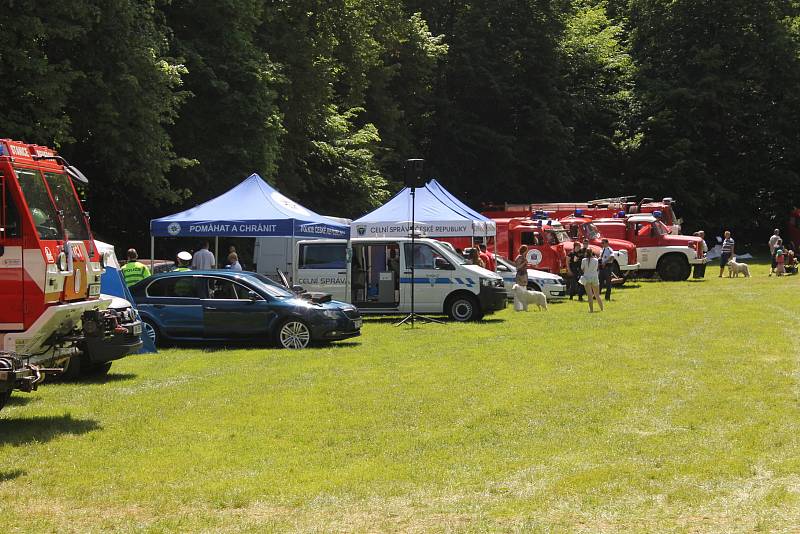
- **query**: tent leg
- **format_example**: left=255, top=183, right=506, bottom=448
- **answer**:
left=215, top=236, right=219, bottom=269
left=150, top=236, right=155, bottom=271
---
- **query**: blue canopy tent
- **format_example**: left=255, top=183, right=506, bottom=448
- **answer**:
left=150, top=173, right=348, bottom=264
left=350, top=180, right=495, bottom=239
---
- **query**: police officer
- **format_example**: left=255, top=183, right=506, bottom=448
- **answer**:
left=121, top=248, right=151, bottom=287
left=568, top=242, right=585, bottom=301
left=599, top=238, right=614, bottom=301
left=174, top=251, right=192, bottom=271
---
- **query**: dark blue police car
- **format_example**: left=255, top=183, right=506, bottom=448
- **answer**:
left=129, top=270, right=361, bottom=349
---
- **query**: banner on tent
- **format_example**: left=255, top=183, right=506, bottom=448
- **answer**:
left=351, top=221, right=476, bottom=238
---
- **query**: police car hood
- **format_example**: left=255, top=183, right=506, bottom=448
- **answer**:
left=526, top=268, right=561, bottom=281
left=462, top=264, right=503, bottom=279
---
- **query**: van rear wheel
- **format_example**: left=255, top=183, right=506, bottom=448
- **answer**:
left=447, top=294, right=480, bottom=322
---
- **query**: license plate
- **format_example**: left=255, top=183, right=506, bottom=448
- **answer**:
left=354, top=318, right=362, bottom=329
left=132, top=324, right=142, bottom=336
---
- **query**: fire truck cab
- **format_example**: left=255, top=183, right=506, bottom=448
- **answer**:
left=594, top=214, right=704, bottom=281
left=0, top=138, right=112, bottom=371
left=559, top=213, right=639, bottom=275
left=502, top=217, right=596, bottom=274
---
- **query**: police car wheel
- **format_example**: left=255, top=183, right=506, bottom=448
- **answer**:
left=142, top=320, right=159, bottom=346
left=448, top=295, right=478, bottom=322
left=278, top=320, right=311, bottom=349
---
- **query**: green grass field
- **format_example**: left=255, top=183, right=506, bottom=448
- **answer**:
left=3, top=261, right=800, bottom=532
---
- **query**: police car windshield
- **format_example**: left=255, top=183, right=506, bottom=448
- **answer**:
left=246, top=273, right=295, bottom=298
left=44, top=172, right=91, bottom=240
left=14, top=167, right=63, bottom=240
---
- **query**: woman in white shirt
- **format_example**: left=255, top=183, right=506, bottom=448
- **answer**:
left=581, top=249, right=603, bottom=312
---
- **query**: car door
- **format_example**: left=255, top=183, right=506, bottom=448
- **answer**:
left=295, top=242, right=348, bottom=301
left=139, top=275, right=203, bottom=338
left=200, top=276, right=276, bottom=338
left=401, top=242, right=454, bottom=311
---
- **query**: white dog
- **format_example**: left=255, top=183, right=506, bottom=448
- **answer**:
left=512, top=284, right=548, bottom=311
left=727, top=258, right=750, bottom=278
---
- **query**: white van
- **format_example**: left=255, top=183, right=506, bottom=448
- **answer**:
left=294, top=237, right=507, bottom=321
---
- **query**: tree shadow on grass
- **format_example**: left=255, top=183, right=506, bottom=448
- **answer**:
left=49, top=372, right=137, bottom=386
left=5, top=394, right=37, bottom=407
left=0, top=469, right=25, bottom=482
left=0, top=415, right=100, bottom=446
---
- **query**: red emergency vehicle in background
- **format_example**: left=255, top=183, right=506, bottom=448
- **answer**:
left=559, top=213, right=639, bottom=275
left=484, top=197, right=683, bottom=234
left=493, top=215, right=598, bottom=273
left=593, top=214, right=705, bottom=281
left=0, top=139, right=117, bottom=404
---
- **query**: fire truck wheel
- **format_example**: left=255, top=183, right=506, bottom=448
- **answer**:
left=657, top=254, right=691, bottom=281
left=84, top=362, right=112, bottom=377
left=446, top=293, right=480, bottom=322
left=0, top=390, right=11, bottom=411
left=61, top=354, right=83, bottom=381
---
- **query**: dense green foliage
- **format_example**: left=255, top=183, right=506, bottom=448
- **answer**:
left=1, top=0, right=799, bottom=244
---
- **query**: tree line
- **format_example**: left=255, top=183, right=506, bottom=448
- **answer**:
left=2, top=0, right=799, bottom=248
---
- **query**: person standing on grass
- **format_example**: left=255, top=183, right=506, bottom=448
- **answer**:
left=775, top=239, right=785, bottom=276
left=192, top=241, right=216, bottom=270
left=514, top=245, right=528, bottom=287
left=599, top=238, right=614, bottom=301
left=121, top=248, right=151, bottom=287
left=568, top=242, right=585, bottom=301
left=478, top=243, right=495, bottom=271
left=581, top=249, right=603, bottom=312
left=769, top=229, right=781, bottom=275
left=719, top=230, right=735, bottom=277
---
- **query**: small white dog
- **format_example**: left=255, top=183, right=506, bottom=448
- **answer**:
left=512, top=284, right=547, bottom=311
left=727, top=258, right=750, bottom=278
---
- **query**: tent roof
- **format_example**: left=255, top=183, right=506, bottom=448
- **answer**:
left=351, top=180, right=495, bottom=238
left=150, top=174, right=348, bottom=238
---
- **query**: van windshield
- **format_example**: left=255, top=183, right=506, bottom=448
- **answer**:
left=436, top=244, right=467, bottom=265
left=44, top=172, right=90, bottom=240
left=15, top=168, right=63, bottom=240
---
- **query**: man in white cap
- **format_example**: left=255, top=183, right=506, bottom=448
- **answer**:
left=174, top=251, right=192, bottom=271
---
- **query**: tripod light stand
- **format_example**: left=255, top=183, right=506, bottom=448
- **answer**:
left=395, top=159, right=444, bottom=327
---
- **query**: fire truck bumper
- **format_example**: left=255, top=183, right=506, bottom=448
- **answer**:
left=619, top=262, right=640, bottom=272
left=82, top=319, right=144, bottom=365
left=3, top=299, right=112, bottom=366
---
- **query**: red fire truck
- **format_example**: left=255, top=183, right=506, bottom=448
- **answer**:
left=0, top=139, right=120, bottom=404
left=559, top=214, right=639, bottom=276
left=593, top=214, right=705, bottom=280
left=484, top=197, right=683, bottom=234
left=493, top=216, right=598, bottom=273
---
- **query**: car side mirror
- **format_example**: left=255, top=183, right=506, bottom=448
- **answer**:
left=247, top=290, right=260, bottom=301
left=291, top=284, right=305, bottom=294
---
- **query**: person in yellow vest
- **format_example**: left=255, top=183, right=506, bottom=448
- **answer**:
left=174, top=251, right=192, bottom=271
left=121, top=248, right=151, bottom=287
